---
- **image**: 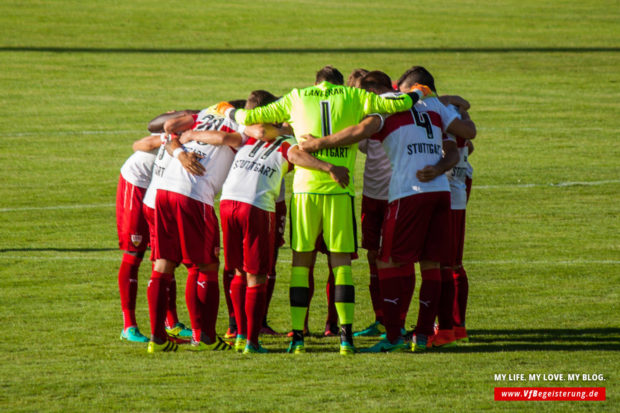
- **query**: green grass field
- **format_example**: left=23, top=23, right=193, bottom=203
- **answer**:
left=0, top=0, right=618, bottom=411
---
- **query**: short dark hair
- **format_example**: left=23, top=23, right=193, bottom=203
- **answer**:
left=359, top=71, right=393, bottom=93
left=397, top=66, right=437, bottom=93
left=228, top=99, right=247, bottom=109
left=346, top=68, right=369, bottom=88
left=245, top=90, right=278, bottom=110
left=315, top=65, right=344, bottom=85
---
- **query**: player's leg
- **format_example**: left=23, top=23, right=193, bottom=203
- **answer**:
left=452, top=208, right=469, bottom=342
left=415, top=192, right=453, bottom=351
left=355, top=196, right=387, bottom=337
left=434, top=207, right=456, bottom=347
left=322, top=194, right=358, bottom=355
left=324, top=257, right=339, bottom=336
left=222, top=268, right=237, bottom=339
left=116, top=176, right=149, bottom=342
left=261, top=199, right=287, bottom=335
left=147, top=189, right=182, bottom=353
left=288, top=194, right=322, bottom=353
left=180, top=196, right=230, bottom=351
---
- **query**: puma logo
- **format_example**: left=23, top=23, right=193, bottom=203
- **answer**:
left=197, top=281, right=206, bottom=289
left=419, top=299, right=431, bottom=308
left=383, top=298, right=399, bottom=305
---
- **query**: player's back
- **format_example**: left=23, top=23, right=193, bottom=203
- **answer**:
left=220, top=135, right=295, bottom=212
left=372, top=97, right=457, bottom=202
left=159, top=107, right=239, bottom=206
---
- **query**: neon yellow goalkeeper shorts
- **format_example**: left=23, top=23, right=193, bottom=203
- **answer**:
left=290, top=193, right=357, bottom=253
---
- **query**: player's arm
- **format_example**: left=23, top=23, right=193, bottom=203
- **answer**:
left=439, top=95, right=470, bottom=113
left=132, top=134, right=162, bottom=152
left=299, top=115, right=382, bottom=153
left=416, top=140, right=460, bottom=182
left=163, top=114, right=195, bottom=135
left=148, top=110, right=199, bottom=133
left=287, top=146, right=350, bottom=188
left=218, top=93, right=294, bottom=126
left=179, top=130, right=244, bottom=147
left=361, top=84, right=432, bottom=115
left=467, top=139, right=474, bottom=155
left=446, top=110, right=476, bottom=140
left=165, top=138, right=205, bottom=176
left=244, top=123, right=293, bottom=141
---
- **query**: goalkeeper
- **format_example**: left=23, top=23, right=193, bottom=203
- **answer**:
left=220, top=65, right=432, bottom=355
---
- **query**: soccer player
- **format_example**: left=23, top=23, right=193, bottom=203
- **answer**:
left=116, top=133, right=161, bottom=342
left=219, top=65, right=431, bottom=354
left=145, top=103, right=245, bottom=353
left=190, top=90, right=350, bottom=353
left=344, top=68, right=393, bottom=338
left=450, top=131, right=474, bottom=343
left=299, top=68, right=476, bottom=352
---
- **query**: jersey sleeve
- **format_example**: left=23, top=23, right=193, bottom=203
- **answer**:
left=435, top=99, right=459, bottom=132
left=279, top=137, right=297, bottom=172
left=360, top=90, right=412, bottom=116
left=234, top=92, right=295, bottom=125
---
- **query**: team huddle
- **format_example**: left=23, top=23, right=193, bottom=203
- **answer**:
left=115, top=65, right=476, bottom=354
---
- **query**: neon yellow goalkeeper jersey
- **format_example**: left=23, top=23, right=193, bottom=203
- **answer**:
left=234, top=81, right=413, bottom=195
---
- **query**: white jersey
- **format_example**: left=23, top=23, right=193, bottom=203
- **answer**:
left=371, top=97, right=458, bottom=202
left=143, top=133, right=172, bottom=209
left=444, top=105, right=469, bottom=210
left=358, top=120, right=391, bottom=201
left=119, top=137, right=159, bottom=189
left=447, top=138, right=470, bottom=210
left=158, top=107, right=243, bottom=206
left=220, top=136, right=295, bottom=212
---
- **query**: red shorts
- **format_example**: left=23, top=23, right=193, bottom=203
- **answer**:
left=379, top=192, right=451, bottom=264
left=220, top=200, right=275, bottom=275
left=153, top=190, right=220, bottom=265
left=275, top=200, right=287, bottom=248
left=450, top=209, right=467, bottom=266
left=116, top=176, right=149, bottom=252
left=142, top=204, right=156, bottom=261
left=361, top=195, right=388, bottom=251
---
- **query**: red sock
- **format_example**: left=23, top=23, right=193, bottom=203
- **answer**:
left=147, top=270, right=172, bottom=341
left=415, top=268, right=441, bottom=337
left=230, top=275, right=247, bottom=336
left=197, top=270, right=219, bottom=342
left=378, top=266, right=409, bottom=342
left=438, top=267, right=455, bottom=330
left=400, top=264, right=416, bottom=329
left=166, top=276, right=179, bottom=328
left=305, top=265, right=315, bottom=330
left=245, top=283, right=267, bottom=346
left=453, top=267, right=469, bottom=326
left=325, top=263, right=338, bottom=325
left=185, top=266, right=201, bottom=342
left=264, top=274, right=276, bottom=323
left=118, top=253, right=141, bottom=329
left=222, top=268, right=235, bottom=319
left=368, top=262, right=383, bottom=323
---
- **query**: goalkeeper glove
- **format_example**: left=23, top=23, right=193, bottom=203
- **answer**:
left=215, top=101, right=235, bottom=119
left=407, top=83, right=436, bottom=101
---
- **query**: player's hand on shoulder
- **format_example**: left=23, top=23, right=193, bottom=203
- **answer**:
left=299, top=134, right=321, bottom=152
left=179, top=130, right=193, bottom=144
left=215, top=101, right=235, bottom=117
left=416, top=165, right=441, bottom=182
left=439, top=95, right=470, bottom=113
left=178, top=151, right=205, bottom=176
left=409, top=83, right=436, bottom=99
left=328, top=165, right=350, bottom=188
